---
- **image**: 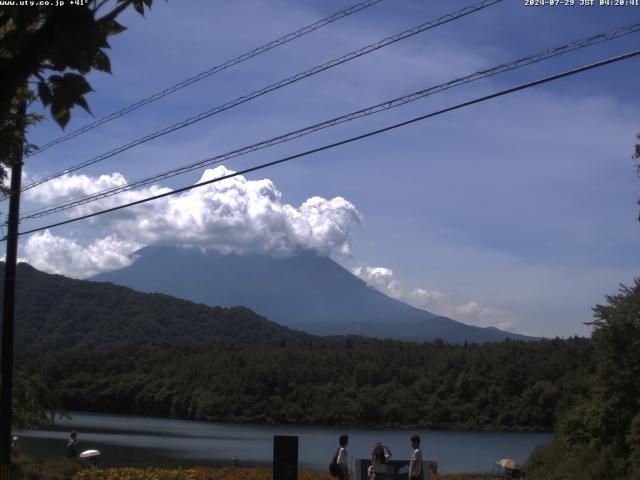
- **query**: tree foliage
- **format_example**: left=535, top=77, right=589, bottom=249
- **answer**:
left=2, top=262, right=597, bottom=432
left=628, top=413, right=640, bottom=477
left=1, top=262, right=319, bottom=350
left=527, top=280, right=640, bottom=480
left=590, top=280, right=640, bottom=447
left=635, top=133, right=640, bottom=221
left=1, top=2, right=154, bottom=425
left=0, top=0, right=153, bottom=173
left=19, top=337, right=594, bottom=432
left=11, top=371, right=61, bottom=430
left=0, top=368, right=61, bottom=430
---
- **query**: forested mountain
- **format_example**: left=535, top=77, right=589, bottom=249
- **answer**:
left=0, top=261, right=598, bottom=434
left=0, top=262, right=317, bottom=350
left=21, top=337, right=593, bottom=431
left=92, top=246, right=534, bottom=344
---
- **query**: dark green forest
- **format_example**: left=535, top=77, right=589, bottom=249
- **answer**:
left=5, top=262, right=640, bottom=477
left=1, top=263, right=317, bottom=349
left=19, top=337, right=593, bottom=432
left=526, top=280, right=640, bottom=480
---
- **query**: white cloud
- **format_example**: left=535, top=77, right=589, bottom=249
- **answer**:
left=351, top=266, right=400, bottom=297
left=351, top=265, right=516, bottom=331
left=25, top=172, right=128, bottom=204
left=21, top=166, right=363, bottom=278
left=22, top=231, right=141, bottom=279
left=407, top=288, right=515, bottom=331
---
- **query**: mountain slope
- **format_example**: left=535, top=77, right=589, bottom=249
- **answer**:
left=0, top=262, right=316, bottom=350
left=93, top=246, right=533, bottom=343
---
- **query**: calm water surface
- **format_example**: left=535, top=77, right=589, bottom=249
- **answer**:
left=19, top=412, right=551, bottom=474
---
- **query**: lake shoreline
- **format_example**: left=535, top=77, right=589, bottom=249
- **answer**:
left=19, top=411, right=549, bottom=475
left=60, top=408, right=552, bottom=434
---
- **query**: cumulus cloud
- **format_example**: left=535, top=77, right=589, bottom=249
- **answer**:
left=352, top=265, right=516, bottom=330
left=25, top=172, right=128, bottom=204
left=23, top=231, right=141, bottom=279
left=22, top=166, right=362, bottom=277
left=351, top=266, right=400, bottom=297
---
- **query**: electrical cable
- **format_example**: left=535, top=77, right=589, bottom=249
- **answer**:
left=26, top=0, right=385, bottom=157
left=18, top=0, right=503, bottom=195
left=14, top=47, right=640, bottom=239
left=19, top=21, right=640, bottom=221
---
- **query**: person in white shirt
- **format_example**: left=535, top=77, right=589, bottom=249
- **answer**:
left=408, top=435, right=422, bottom=480
left=369, top=442, right=392, bottom=479
left=336, top=433, right=349, bottom=480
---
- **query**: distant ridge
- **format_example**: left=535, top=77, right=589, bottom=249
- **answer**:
left=0, top=262, right=317, bottom=351
left=93, top=245, right=534, bottom=344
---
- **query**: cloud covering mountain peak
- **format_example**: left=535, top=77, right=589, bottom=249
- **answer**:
left=23, top=166, right=362, bottom=278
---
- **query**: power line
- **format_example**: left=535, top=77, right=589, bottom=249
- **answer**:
left=19, top=21, right=640, bottom=221
left=18, top=0, right=503, bottom=194
left=14, top=48, right=640, bottom=239
left=26, top=0, right=384, bottom=157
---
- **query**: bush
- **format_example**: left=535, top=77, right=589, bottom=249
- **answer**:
left=628, top=413, right=640, bottom=477
left=526, top=437, right=626, bottom=480
left=11, top=457, right=86, bottom=480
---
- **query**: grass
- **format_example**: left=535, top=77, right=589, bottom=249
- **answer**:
left=11, top=456, right=86, bottom=479
left=8, top=458, right=504, bottom=480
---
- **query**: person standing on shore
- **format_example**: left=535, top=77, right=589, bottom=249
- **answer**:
left=66, top=431, right=79, bottom=459
left=408, top=435, right=422, bottom=480
left=336, top=434, right=349, bottom=480
left=369, top=442, right=392, bottom=479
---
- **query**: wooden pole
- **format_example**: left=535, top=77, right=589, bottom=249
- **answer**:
left=0, top=99, right=26, bottom=480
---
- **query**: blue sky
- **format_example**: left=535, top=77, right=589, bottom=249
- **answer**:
left=12, top=0, right=640, bottom=337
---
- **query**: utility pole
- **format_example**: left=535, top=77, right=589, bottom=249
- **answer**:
left=0, top=99, right=26, bottom=480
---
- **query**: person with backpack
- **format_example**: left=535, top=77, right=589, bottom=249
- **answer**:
left=368, top=442, right=392, bottom=479
left=330, top=433, right=349, bottom=480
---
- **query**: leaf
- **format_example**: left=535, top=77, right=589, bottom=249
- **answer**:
left=48, top=73, right=94, bottom=125
left=51, top=101, right=70, bottom=129
left=142, top=0, right=153, bottom=7
left=75, top=95, right=92, bottom=115
left=60, top=73, right=93, bottom=96
left=48, top=74, right=63, bottom=87
left=76, top=57, right=93, bottom=75
left=37, top=81, right=52, bottom=107
left=104, top=19, right=126, bottom=36
left=93, top=50, right=111, bottom=74
left=132, top=0, right=145, bottom=16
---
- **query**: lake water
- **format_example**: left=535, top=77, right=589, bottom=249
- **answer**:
left=19, top=412, right=551, bottom=474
